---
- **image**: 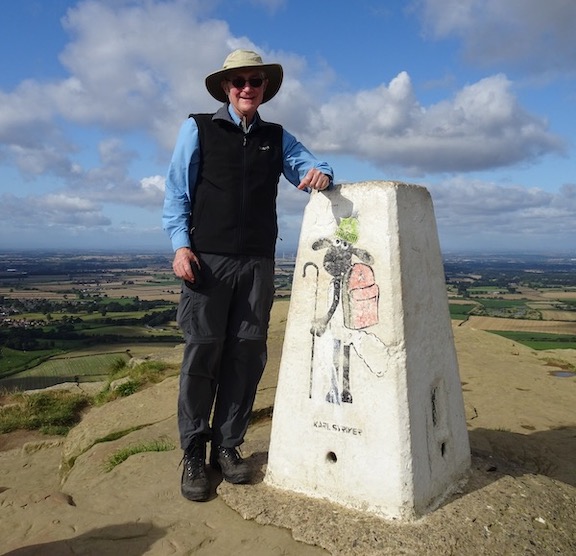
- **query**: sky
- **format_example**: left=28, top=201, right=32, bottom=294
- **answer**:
left=0, top=0, right=575, bottom=256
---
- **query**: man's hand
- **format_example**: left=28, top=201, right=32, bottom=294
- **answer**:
left=297, top=168, right=330, bottom=191
left=172, top=247, right=200, bottom=283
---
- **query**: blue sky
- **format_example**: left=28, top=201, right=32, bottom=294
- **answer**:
left=0, top=0, right=575, bottom=255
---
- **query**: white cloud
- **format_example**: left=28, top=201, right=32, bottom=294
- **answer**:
left=8, top=143, right=77, bottom=178
left=427, top=178, right=576, bottom=250
left=140, top=175, right=166, bottom=199
left=51, top=137, right=163, bottom=207
left=304, top=72, right=564, bottom=173
left=0, top=82, right=55, bottom=145
left=56, top=0, right=238, bottom=144
left=0, top=192, right=109, bottom=228
left=415, top=0, right=576, bottom=76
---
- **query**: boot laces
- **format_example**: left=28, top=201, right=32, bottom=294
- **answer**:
left=181, top=444, right=206, bottom=479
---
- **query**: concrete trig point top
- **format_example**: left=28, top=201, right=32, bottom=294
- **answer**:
left=265, top=181, right=470, bottom=520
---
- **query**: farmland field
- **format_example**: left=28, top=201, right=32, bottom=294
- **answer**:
left=9, top=352, right=130, bottom=379
left=2, top=251, right=576, bottom=390
left=462, top=315, right=576, bottom=335
left=0, top=347, right=60, bottom=376
left=488, top=331, right=576, bottom=350
left=539, top=310, right=576, bottom=322
left=449, top=303, right=477, bottom=320
left=83, top=325, right=180, bottom=337
left=539, top=290, right=576, bottom=300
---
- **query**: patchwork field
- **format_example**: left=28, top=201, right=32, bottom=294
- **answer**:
left=2, top=253, right=576, bottom=389
left=463, top=315, right=576, bottom=334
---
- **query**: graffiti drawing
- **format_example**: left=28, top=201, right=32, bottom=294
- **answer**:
left=305, top=217, right=386, bottom=404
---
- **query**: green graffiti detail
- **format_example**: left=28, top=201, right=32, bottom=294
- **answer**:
left=336, top=217, right=359, bottom=244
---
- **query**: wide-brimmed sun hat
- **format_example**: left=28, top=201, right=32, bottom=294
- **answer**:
left=205, top=49, right=283, bottom=104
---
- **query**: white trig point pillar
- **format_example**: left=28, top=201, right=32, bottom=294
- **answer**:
left=265, top=181, right=470, bottom=520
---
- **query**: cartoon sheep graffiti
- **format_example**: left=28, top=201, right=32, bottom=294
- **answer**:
left=304, top=217, right=385, bottom=404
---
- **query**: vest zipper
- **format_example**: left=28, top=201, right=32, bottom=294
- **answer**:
left=239, top=133, right=248, bottom=252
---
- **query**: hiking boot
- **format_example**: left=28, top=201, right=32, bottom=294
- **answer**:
left=210, top=445, right=251, bottom=484
left=180, top=439, right=210, bottom=501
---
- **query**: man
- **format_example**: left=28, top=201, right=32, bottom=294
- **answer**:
left=163, top=49, right=333, bottom=502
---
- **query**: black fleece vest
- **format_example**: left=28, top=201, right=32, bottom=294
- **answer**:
left=190, top=107, right=283, bottom=258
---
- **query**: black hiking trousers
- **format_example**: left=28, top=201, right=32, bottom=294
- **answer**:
left=176, top=253, right=274, bottom=451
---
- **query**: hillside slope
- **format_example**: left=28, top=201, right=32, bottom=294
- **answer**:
left=1, top=312, right=575, bottom=555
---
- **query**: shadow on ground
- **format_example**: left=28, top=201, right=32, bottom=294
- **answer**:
left=2, top=522, right=166, bottom=556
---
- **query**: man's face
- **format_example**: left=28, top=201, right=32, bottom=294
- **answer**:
left=222, top=70, right=268, bottom=121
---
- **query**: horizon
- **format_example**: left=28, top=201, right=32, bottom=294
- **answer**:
left=1, top=247, right=576, bottom=261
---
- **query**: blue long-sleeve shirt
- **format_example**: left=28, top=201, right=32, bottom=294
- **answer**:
left=162, top=104, right=334, bottom=252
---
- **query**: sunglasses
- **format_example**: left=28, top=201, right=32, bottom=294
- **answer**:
left=228, top=77, right=264, bottom=89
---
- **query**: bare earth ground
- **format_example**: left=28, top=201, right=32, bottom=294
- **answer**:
left=1, top=306, right=575, bottom=555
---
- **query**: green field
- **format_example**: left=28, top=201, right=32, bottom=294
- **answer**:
left=468, top=286, right=505, bottom=293
left=449, top=303, right=476, bottom=320
left=489, top=331, right=576, bottom=350
left=449, top=299, right=535, bottom=316
left=475, top=299, right=528, bottom=309
left=8, top=352, right=130, bottom=380
left=0, top=347, right=62, bottom=377
left=467, top=298, right=541, bottom=320
left=82, top=324, right=180, bottom=337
